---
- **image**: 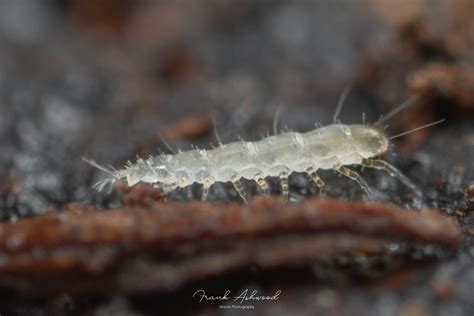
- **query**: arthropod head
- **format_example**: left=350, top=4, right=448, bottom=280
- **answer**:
left=350, top=125, right=389, bottom=159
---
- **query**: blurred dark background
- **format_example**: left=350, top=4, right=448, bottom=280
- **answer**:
left=0, top=0, right=397, bottom=218
left=0, top=0, right=473, bottom=315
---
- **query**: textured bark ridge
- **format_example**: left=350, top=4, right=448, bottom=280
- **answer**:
left=0, top=197, right=460, bottom=297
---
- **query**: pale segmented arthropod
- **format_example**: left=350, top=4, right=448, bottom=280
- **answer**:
left=84, top=90, right=443, bottom=203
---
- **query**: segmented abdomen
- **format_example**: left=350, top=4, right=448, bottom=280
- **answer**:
left=150, top=125, right=356, bottom=187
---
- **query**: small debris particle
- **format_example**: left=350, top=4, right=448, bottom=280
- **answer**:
left=398, top=300, right=429, bottom=316
left=120, top=183, right=165, bottom=207
left=431, top=278, right=455, bottom=300
left=465, top=183, right=474, bottom=202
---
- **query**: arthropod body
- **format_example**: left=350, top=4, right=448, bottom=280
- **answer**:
left=86, top=116, right=427, bottom=203
left=86, top=88, right=445, bottom=202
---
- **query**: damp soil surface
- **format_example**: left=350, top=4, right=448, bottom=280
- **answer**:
left=0, top=1, right=473, bottom=315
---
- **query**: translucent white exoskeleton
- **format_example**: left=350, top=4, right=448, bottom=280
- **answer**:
left=84, top=90, right=444, bottom=203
